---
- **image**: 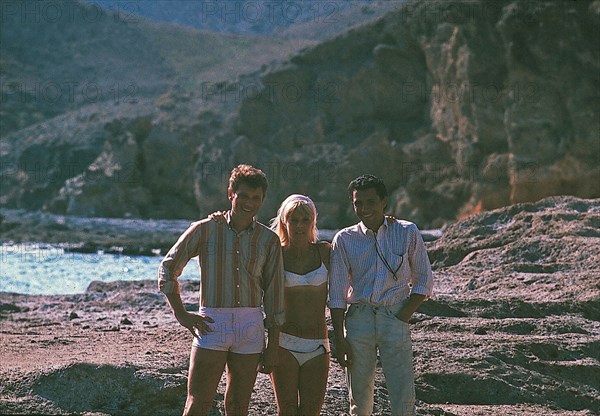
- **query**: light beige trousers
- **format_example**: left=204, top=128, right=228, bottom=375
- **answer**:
left=345, top=301, right=416, bottom=416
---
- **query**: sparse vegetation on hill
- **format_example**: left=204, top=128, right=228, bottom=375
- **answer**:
left=1, top=0, right=598, bottom=228
left=0, top=0, right=312, bottom=136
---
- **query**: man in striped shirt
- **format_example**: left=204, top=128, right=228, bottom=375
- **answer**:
left=158, top=164, right=284, bottom=416
left=329, top=174, right=434, bottom=416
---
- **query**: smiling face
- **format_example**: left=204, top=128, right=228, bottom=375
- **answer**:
left=352, top=187, right=387, bottom=231
left=228, top=183, right=264, bottom=222
left=285, top=207, right=314, bottom=245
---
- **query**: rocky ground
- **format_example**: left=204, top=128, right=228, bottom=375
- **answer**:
left=1, top=196, right=599, bottom=415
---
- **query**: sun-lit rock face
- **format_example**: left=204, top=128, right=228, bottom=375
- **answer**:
left=193, top=1, right=600, bottom=227
left=2, top=1, right=598, bottom=228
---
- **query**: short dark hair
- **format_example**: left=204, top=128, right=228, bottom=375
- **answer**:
left=348, top=174, right=388, bottom=200
left=228, top=164, right=268, bottom=194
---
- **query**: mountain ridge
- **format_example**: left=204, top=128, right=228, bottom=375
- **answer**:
left=86, top=0, right=404, bottom=36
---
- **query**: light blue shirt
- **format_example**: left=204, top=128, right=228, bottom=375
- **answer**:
left=329, top=218, right=433, bottom=309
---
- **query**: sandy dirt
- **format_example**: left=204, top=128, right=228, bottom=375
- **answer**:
left=1, top=196, right=599, bottom=415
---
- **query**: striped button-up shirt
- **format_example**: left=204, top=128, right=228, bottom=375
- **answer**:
left=329, top=218, right=433, bottom=309
left=158, top=213, right=285, bottom=328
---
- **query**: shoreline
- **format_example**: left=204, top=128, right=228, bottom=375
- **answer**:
left=2, top=197, right=598, bottom=415
left=0, top=209, right=443, bottom=256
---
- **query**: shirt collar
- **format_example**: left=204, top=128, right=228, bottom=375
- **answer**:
left=225, top=211, right=256, bottom=232
left=358, top=216, right=390, bottom=235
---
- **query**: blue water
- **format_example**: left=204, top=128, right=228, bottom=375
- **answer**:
left=0, top=244, right=198, bottom=295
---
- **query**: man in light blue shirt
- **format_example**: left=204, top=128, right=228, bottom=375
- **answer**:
left=329, top=174, right=434, bottom=416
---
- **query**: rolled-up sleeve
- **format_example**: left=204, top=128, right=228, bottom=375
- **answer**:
left=261, top=237, right=285, bottom=329
left=408, top=224, right=434, bottom=298
left=158, top=221, right=203, bottom=295
left=328, top=232, right=351, bottom=309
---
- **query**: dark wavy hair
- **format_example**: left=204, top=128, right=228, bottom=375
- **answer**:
left=347, top=174, right=388, bottom=200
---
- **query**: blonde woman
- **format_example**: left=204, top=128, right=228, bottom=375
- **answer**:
left=269, top=194, right=330, bottom=415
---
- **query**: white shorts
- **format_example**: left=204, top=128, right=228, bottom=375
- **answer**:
left=192, top=307, right=265, bottom=354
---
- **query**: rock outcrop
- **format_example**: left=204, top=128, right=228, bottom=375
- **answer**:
left=1, top=0, right=598, bottom=227
left=194, top=0, right=599, bottom=227
left=429, top=195, right=600, bottom=304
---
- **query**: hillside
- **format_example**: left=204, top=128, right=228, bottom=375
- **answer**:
left=87, top=0, right=403, bottom=36
left=0, top=0, right=311, bottom=136
left=190, top=0, right=600, bottom=227
left=1, top=0, right=599, bottom=227
left=0, top=0, right=313, bottom=218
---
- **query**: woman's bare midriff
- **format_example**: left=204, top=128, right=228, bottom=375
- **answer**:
left=281, top=283, right=328, bottom=340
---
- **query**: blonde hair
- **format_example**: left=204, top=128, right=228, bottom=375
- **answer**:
left=270, top=194, right=318, bottom=246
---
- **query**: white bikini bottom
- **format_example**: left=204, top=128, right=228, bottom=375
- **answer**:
left=279, top=332, right=330, bottom=367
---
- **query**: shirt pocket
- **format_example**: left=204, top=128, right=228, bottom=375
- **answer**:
left=389, top=252, right=405, bottom=276
left=245, top=243, right=267, bottom=279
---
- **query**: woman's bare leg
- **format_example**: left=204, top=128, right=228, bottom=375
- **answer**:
left=298, top=351, right=329, bottom=416
left=270, top=347, right=300, bottom=415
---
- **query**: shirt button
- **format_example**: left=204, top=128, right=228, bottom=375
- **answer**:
left=236, top=285, right=240, bottom=288
left=236, top=251, right=239, bottom=254
left=236, top=267, right=239, bottom=271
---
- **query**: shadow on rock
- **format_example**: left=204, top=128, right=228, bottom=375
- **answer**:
left=33, top=364, right=186, bottom=416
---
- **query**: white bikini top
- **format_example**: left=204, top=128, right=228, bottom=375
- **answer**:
left=284, top=263, right=328, bottom=288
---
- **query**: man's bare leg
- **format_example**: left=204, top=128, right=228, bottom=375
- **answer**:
left=224, top=352, right=261, bottom=415
left=184, top=347, right=228, bottom=416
